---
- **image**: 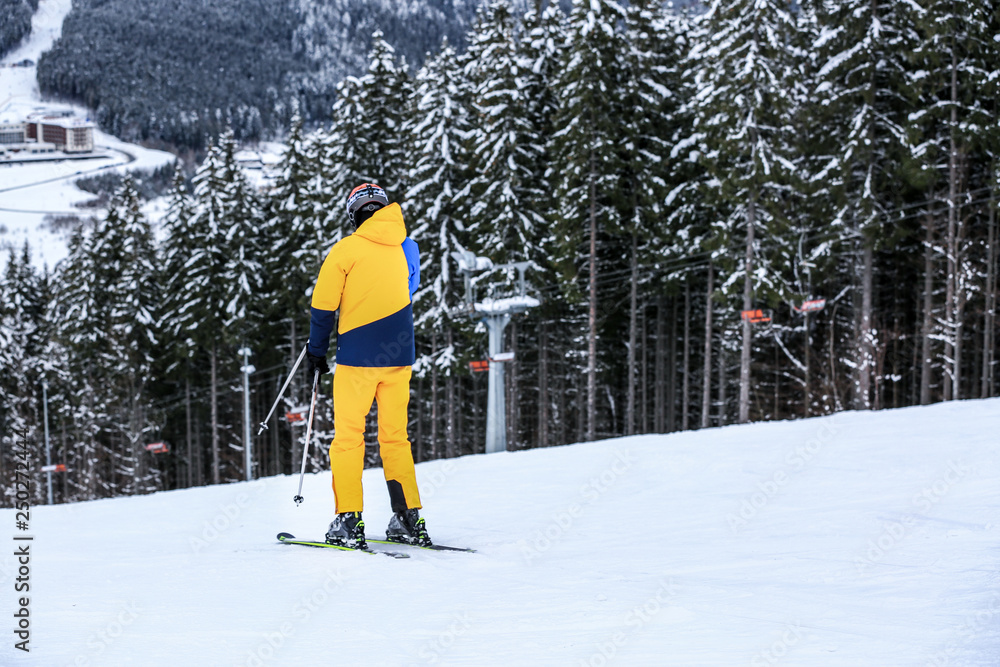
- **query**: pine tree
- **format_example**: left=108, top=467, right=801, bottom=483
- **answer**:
left=182, top=139, right=234, bottom=484
left=358, top=31, right=413, bottom=196
left=216, top=131, right=264, bottom=345
left=552, top=0, right=626, bottom=441
left=775, top=1, right=841, bottom=417
left=161, top=165, right=198, bottom=365
left=404, top=38, right=475, bottom=459
left=158, top=164, right=203, bottom=487
left=518, top=2, right=566, bottom=447
left=49, top=183, right=161, bottom=500
left=912, top=0, right=994, bottom=401
left=267, top=113, right=321, bottom=284
left=0, top=245, right=49, bottom=504
left=520, top=2, right=564, bottom=202
left=684, top=0, right=801, bottom=423
left=263, top=114, right=322, bottom=427
left=191, top=130, right=266, bottom=483
left=57, top=226, right=107, bottom=499
left=619, top=0, right=684, bottom=434
left=406, top=39, right=472, bottom=332
left=320, top=75, right=369, bottom=237
left=324, top=32, right=413, bottom=201
left=813, top=0, right=922, bottom=409
left=460, top=5, right=545, bottom=449
left=99, top=178, right=161, bottom=495
left=316, top=30, right=414, bottom=257
left=462, top=1, right=545, bottom=269
left=664, top=8, right=722, bottom=429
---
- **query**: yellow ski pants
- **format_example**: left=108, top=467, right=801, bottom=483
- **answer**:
left=328, top=364, right=421, bottom=514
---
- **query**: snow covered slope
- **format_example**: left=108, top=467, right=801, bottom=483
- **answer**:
left=2, top=399, right=999, bottom=666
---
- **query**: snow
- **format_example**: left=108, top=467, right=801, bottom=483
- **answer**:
left=474, top=295, right=540, bottom=314
left=0, top=127, right=175, bottom=270
left=0, top=0, right=175, bottom=271
left=236, top=142, right=285, bottom=191
left=452, top=251, right=493, bottom=272
left=2, top=399, right=999, bottom=665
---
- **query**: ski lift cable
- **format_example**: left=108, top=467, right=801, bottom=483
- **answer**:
left=147, top=357, right=311, bottom=411
left=460, top=186, right=995, bottom=306
left=530, top=188, right=1000, bottom=300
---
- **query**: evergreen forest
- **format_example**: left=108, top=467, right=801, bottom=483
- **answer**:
left=34, top=0, right=545, bottom=148
left=2, top=0, right=998, bottom=504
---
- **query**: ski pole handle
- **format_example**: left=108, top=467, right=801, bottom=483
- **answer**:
left=293, top=369, right=320, bottom=505
left=258, top=346, right=309, bottom=435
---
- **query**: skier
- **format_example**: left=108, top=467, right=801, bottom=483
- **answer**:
left=305, top=183, right=430, bottom=549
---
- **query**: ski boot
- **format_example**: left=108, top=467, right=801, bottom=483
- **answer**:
left=325, top=512, right=366, bottom=549
left=385, top=508, right=432, bottom=547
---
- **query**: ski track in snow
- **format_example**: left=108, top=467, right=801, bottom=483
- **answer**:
left=1, top=399, right=999, bottom=665
left=0, top=0, right=174, bottom=271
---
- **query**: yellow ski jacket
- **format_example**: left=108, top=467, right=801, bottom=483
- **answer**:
left=307, top=203, right=418, bottom=367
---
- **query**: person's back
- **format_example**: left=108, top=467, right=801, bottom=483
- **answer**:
left=313, top=201, right=415, bottom=368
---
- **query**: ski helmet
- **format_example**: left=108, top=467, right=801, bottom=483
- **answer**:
left=346, top=183, right=389, bottom=228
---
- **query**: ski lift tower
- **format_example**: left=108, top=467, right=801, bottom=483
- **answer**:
left=451, top=250, right=540, bottom=454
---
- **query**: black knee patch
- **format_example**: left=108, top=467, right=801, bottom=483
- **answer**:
left=386, top=479, right=408, bottom=514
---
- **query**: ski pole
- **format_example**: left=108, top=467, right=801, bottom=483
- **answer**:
left=293, top=369, right=320, bottom=505
left=258, top=346, right=308, bottom=435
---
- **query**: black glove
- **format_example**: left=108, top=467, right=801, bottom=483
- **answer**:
left=306, top=351, right=330, bottom=377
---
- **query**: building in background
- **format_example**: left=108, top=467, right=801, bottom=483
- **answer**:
left=25, top=114, right=95, bottom=153
left=0, top=118, right=26, bottom=144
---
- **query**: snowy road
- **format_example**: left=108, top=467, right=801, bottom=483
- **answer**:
left=0, top=147, right=135, bottom=192
left=0, top=147, right=136, bottom=214
left=1, top=399, right=998, bottom=666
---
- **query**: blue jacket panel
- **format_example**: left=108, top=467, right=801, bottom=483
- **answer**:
left=403, top=237, right=420, bottom=298
left=335, top=303, right=415, bottom=367
left=308, top=307, right=336, bottom=357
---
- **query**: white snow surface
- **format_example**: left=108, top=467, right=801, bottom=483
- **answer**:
left=2, top=399, right=1000, bottom=666
left=0, top=0, right=175, bottom=271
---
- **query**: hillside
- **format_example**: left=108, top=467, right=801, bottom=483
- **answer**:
left=0, top=0, right=38, bottom=58
left=1, top=398, right=998, bottom=665
left=33, top=0, right=557, bottom=148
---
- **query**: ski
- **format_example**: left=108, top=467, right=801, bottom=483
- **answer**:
left=276, top=533, right=410, bottom=559
left=367, top=538, right=477, bottom=553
